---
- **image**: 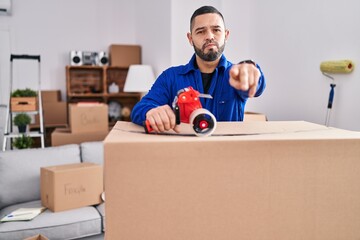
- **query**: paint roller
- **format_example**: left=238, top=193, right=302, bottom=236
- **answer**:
left=320, top=60, right=354, bottom=74
left=320, top=60, right=355, bottom=126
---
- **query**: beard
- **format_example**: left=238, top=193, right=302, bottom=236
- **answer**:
left=193, top=40, right=226, bottom=62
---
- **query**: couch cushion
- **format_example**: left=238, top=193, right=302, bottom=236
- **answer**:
left=80, top=141, right=104, bottom=165
left=0, top=144, right=81, bottom=210
left=95, top=203, right=105, bottom=232
left=0, top=200, right=102, bottom=240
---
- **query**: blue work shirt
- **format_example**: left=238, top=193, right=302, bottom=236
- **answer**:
left=131, top=54, right=266, bottom=126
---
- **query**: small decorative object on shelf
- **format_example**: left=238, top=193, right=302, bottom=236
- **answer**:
left=108, top=101, right=122, bottom=122
left=108, top=82, right=119, bottom=93
left=12, top=134, right=34, bottom=149
left=121, top=106, right=131, bottom=121
left=14, top=113, right=32, bottom=133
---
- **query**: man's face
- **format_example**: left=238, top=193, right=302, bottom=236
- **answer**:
left=187, top=13, right=229, bottom=62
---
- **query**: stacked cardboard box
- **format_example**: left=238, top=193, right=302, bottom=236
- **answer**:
left=32, top=90, right=67, bottom=127
left=51, top=102, right=109, bottom=146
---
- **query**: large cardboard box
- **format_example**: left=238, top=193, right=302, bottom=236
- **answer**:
left=104, top=121, right=360, bottom=240
left=41, top=162, right=103, bottom=212
left=69, top=103, right=108, bottom=133
left=51, top=127, right=108, bottom=146
left=109, top=44, right=141, bottom=67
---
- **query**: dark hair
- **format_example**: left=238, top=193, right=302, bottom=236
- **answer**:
left=190, top=6, right=225, bottom=31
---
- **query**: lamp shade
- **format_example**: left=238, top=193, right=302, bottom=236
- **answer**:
left=123, top=65, right=155, bottom=93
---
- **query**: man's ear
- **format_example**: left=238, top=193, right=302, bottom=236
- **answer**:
left=225, top=29, right=230, bottom=41
left=187, top=32, right=193, bottom=46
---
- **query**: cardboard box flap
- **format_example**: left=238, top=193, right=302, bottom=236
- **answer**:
left=111, top=120, right=325, bottom=135
left=106, top=121, right=360, bottom=143
left=44, top=162, right=99, bottom=172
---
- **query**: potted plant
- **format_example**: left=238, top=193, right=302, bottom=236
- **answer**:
left=11, top=88, right=38, bottom=97
left=11, top=88, right=38, bottom=112
left=14, top=113, right=32, bottom=133
left=12, top=134, right=34, bottom=149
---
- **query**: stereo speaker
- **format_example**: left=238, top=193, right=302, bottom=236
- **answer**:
left=98, top=51, right=109, bottom=66
left=70, top=51, right=82, bottom=66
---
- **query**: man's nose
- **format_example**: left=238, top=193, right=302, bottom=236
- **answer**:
left=205, top=30, right=214, bottom=40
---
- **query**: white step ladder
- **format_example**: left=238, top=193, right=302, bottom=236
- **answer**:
left=2, top=54, right=45, bottom=151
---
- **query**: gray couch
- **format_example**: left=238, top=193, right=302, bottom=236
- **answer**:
left=0, top=142, right=105, bottom=240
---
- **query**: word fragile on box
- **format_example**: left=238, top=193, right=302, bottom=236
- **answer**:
left=41, top=162, right=103, bottom=212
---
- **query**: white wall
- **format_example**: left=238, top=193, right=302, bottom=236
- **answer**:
left=134, top=0, right=172, bottom=77
left=224, top=0, right=360, bottom=130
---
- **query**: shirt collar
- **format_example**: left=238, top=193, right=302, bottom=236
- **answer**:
left=180, top=54, right=228, bottom=75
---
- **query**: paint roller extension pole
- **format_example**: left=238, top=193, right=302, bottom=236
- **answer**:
left=325, top=83, right=336, bottom=127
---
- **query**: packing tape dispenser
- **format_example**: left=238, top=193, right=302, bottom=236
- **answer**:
left=320, top=60, right=354, bottom=73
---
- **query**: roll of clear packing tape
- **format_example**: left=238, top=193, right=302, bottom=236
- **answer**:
left=320, top=60, right=354, bottom=73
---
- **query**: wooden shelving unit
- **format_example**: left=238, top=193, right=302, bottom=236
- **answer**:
left=66, top=65, right=140, bottom=124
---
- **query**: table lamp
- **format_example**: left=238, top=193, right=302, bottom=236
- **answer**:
left=123, top=65, right=155, bottom=94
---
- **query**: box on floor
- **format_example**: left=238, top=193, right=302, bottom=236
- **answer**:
left=104, top=121, right=360, bottom=240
